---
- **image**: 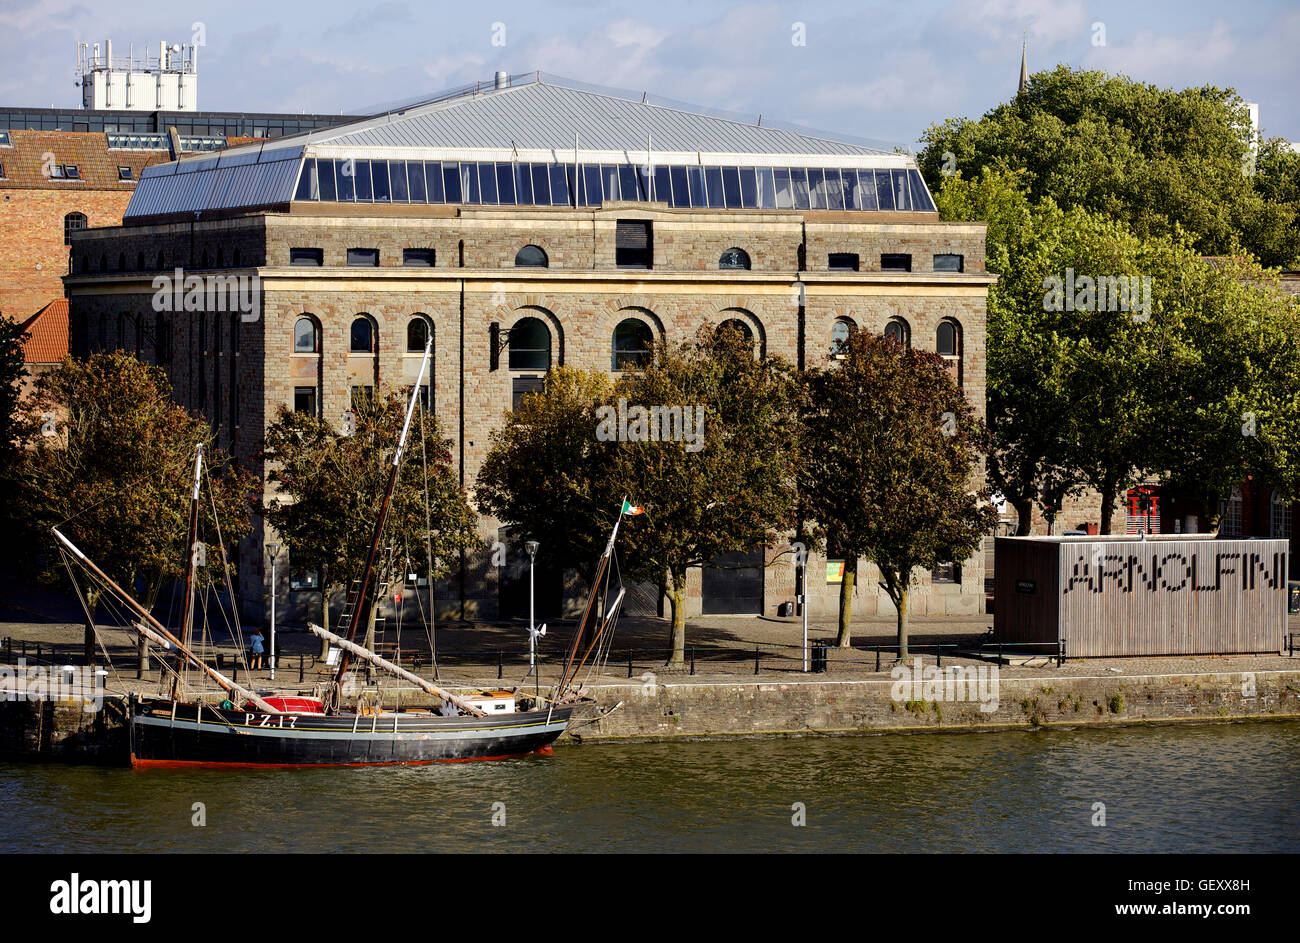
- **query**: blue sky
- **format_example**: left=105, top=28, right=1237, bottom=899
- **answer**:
left=1, top=0, right=1297, bottom=147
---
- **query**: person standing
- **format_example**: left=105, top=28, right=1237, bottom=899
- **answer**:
left=249, top=628, right=265, bottom=671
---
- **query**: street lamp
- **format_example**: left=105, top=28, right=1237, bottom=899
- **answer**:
left=267, top=542, right=280, bottom=681
left=524, top=540, right=545, bottom=687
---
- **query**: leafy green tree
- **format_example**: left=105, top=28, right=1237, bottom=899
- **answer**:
left=475, top=366, right=620, bottom=608
left=263, top=390, right=478, bottom=653
left=0, top=315, right=27, bottom=470
left=13, top=353, right=253, bottom=664
left=919, top=66, right=1299, bottom=267
left=611, top=327, right=802, bottom=666
left=802, top=331, right=996, bottom=655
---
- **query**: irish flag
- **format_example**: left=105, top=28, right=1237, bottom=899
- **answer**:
left=621, top=499, right=644, bottom=516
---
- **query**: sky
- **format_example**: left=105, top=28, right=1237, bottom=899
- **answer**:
left=1, top=0, right=1297, bottom=148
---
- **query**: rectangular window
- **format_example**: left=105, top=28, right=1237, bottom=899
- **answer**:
left=408, top=161, right=427, bottom=202
left=390, top=160, right=410, bottom=202
left=336, top=159, right=356, bottom=201
left=403, top=248, right=435, bottom=266
left=371, top=162, right=391, bottom=202
left=512, top=375, right=544, bottom=412
left=425, top=161, right=445, bottom=203
left=828, top=253, right=859, bottom=271
left=582, top=165, right=601, bottom=206
left=669, top=166, right=689, bottom=207
left=548, top=164, right=570, bottom=206
left=293, top=386, right=318, bottom=416
left=459, top=162, right=479, bottom=203
left=353, top=160, right=372, bottom=201
left=317, top=159, right=337, bottom=201
left=49, top=163, right=66, bottom=179
left=619, top=164, right=639, bottom=201
left=350, top=385, right=374, bottom=409
left=289, top=566, right=320, bottom=592
left=857, top=169, right=878, bottom=211
left=290, top=247, right=324, bottom=266
left=758, top=168, right=777, bottom=209
left=601, top=164, right=619, bottom=202
left=64, top=164, right=80, bottom=179
left=738, top=167, right=757, bottom=207
left=790, top=168, right=810, bottom=209
left=653, top=165, right=671, bottom=203
left=909, top=169, right=936, bottom=212
left=513, top=163, right=532, bottom=205
left=347, top=248, right=379, bottom=266
left=722, top=166, right=742, bottom=208
left=881, top=253, right=912, bottom=272
left=931, top=563, right=961, bottom=584
left=933, top=253, right=964, bottom=273
left=891, top=169, right=912, bottom=211
left=687, top=166, right=706, bottom=207
left=615, top=219, right=653, bottom=269
left=824, top=169, right=845, bottom=210
left=442, top=163, right=462, bottom=203
left=875, top=170, right=895, bottom=211
left=806, top=168, right=826, bottom=209
left=117, top=165, right=133, bottom=181
left=295, top=159, right=317, bottom=199
left=705, top=166, right=725, bottom=207
left=531, top=163, right=550, bottom=205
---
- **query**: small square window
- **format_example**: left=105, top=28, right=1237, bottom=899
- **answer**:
left=347, top=248, right=379, bottom=266
left=117, top=166, right=133, bottom=181
left=881, top=253, right=912, bottom=272
left=931, top=563, right=961, bottom=584
left=48, top=164, right=66, bottom=179
left=293, top=386, right=318, bottom=416
left=403, top=248, right=435, bottom=267
left=933, top=253, right=963, bottom=273
left=615, top=219, right=652, bottom=269
left=290, top=247, right=324, bottom=266
left=828, top=252, right=859, bottom=271
left=64, top=165, right=80, bottom=179
left=289, top=567, right=320, bottom=591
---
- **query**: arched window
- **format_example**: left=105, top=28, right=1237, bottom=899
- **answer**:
left=407, top=315, right=432, bottom=353
left=63, top=212, right=87, bottom=245
left=612, top=318, right=653, bottom=370
left=515, top=244, right=548, bottom=267
left=719, top=247, right=751, bottom=270
left=831, top=317, right=855, bottom=354
left=937, top=319, right=962, bottom=385
left=293, top=317, right=319, bottom=353
left=937, top=320, right=960, bottom=357
left=717, top=318, right=754, bottom=343
left=350, top=316, right=375, bottom=353
left=884, top=317, right=910, bottom=347
left=509, top=316, right=551, bottom=370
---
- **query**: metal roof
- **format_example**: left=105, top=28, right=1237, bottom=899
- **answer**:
left=308, top=80, right=885, bottom=158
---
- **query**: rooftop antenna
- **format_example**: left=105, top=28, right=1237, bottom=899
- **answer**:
left=641, top=91, right=647, bottom=103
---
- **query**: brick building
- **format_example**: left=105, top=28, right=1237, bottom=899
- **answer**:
left=64, top=74, right=996, bottom=624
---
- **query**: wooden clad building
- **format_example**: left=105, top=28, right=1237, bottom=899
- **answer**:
left=994, top=535, right=1289, bottom=657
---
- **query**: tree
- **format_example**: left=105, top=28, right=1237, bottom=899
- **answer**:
left=263, top=390, right=478, bottom=653
left=13, top=353, right=253, bottom=664
left=919, top=66, right=1299, bottom=268
left=802, top=331, right=997, bottom=656
left=0, top=315, right=27, bottom=471
left=612, top=326, right=802, bottom=666
left=475, top=366, right=620, bottom=608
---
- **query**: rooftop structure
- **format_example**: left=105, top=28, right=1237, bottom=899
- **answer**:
left=77, top=40, right=199, bottom=112
left=123, top=73, right=937, bottom=223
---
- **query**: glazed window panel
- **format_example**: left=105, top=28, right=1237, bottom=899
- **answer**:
left=478, top=162, right=498, bottom=204
left=390, top=160, right=410, bottom=202
left=738, top=167, right=757, bottom=207
left=509, top=317, right=552, bottom=370
left=407, top=161, right=427, bottom=202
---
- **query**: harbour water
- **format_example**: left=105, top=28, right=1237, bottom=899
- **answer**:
left=2, top=722, right=1297, bottom=853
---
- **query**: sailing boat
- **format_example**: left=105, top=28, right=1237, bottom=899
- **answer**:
left=52, top=338, right=628, bottom=768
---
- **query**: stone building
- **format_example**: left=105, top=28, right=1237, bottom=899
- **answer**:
left=64, top=74, right=996, bottom=624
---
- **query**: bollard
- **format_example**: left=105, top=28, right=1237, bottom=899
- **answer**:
left=497, top=651, right=503, bottom=680
left=875, top=647, right=880, bottom=672
left=937, top=645, right=942, bottom=667
left=232, top=665, right=239, bottom=684
left=299, top=654, right=305, bottom=683
left=35, top=644, right=41, bottom=662
left=754, top=646, right=760, bottom=675
left=690, top=648, right=695, bottom=676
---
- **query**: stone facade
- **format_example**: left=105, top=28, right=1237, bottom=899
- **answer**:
left=66, top=201, right=995, bottom=624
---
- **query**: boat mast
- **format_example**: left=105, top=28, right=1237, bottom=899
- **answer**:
left=555, top=500, right=624, bottom=697
left=333, top=337, right=433, bottom=690
left=51, top=527, right=283, bottom=713
left=172, top=443, right=203, bottom=700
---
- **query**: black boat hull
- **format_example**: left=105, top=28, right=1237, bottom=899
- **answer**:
left=130, top=698, right=575, bottom=768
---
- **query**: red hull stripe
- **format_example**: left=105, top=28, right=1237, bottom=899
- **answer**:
left=130, top=745, right=554, bottom=770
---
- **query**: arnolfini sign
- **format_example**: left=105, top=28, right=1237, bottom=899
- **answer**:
left=994, top=536, right=1289, bottom=657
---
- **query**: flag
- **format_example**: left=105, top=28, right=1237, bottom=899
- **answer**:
left=621, top=499, right=644, bottom=516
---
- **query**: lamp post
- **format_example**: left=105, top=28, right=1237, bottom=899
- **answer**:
left=525, top=540, right=545, bottom=690
left=799, top=554, right=809, bottom=673
left=267, top=542, right=280, bottom=680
